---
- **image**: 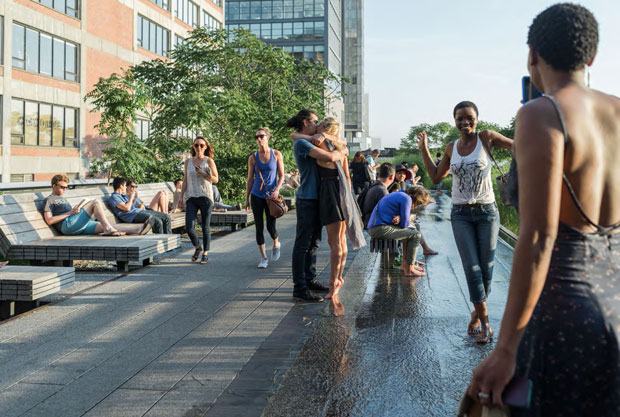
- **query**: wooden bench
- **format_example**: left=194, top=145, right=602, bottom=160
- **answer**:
left=0, top=265, right=75, bottom=319
left=370, top=238, right=400, bottom=268
left=283, top=196, right=296, bottom=209
left=0, top=265, right=75, bottom=301
left=0, top=188, right=180, bottom=272
left=120, top=182, right=254, bottom=232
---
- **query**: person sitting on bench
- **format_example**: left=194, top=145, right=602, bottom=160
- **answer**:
left=367, top=186, right=432, bottom=277
left=43, top=174, right=149, bottom=236
left=169, top=179, right=185, bottom=213
left=212, top=184, right=242, bottom=212
left=126, top=179, right=170, bottom=214
left=108, top=177, right=172, bottom=234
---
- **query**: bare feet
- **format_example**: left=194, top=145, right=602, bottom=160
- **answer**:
left=475, top=318, right=494, bottom=344
left=325, top=277, right=344, bottom=299
left=423, top=247, right=438, bottom=256
left=403, top=265, right=425, bottom=277
left=467, top=311, right=481, bottom=335
left=101, top=228, right=125, bottom=236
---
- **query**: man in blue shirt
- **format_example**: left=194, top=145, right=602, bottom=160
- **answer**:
left=287, top=109, right=344, bottom=302
left=367, top=186, right=431, bottom=277
left=108, top=177, right=172, bottom=234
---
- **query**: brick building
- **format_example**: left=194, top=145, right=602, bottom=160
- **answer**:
left=0, top=0, right=224, bottom=183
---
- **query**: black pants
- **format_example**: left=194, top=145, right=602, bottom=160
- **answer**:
left=185, top=197, right=213, bottom=251
left=291, top=198, right=321, bottom=293
left=251, top=194, right=278, bottom=246
left=133, top=210, right=172, bottom=234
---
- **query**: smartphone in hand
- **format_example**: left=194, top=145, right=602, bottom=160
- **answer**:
left=522, top=76, right=543, bottom=104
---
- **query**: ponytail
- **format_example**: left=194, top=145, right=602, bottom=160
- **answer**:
left=286, top=109, right=317, bottom=132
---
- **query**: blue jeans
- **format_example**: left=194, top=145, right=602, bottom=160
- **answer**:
left=185, top=197, right=213, bottom=251
left=292, top=198, right=322, bottom=293
left=450, top=202, right=500, bottom=303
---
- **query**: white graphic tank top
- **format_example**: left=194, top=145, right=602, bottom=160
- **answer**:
left=450, top=134, right=495, bottom=205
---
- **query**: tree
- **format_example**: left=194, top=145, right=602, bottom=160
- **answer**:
left=399, top=122, right=459, bottom=154
left=399, top=118, right=516, bottom=161
left=86, top=28, right=341, bottom=201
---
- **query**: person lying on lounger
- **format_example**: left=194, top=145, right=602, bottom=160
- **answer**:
left=43, top=175, right=149, bottom=236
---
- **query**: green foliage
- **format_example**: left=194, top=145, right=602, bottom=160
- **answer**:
left=400, top=122, right=459, bottom=155
left=86, top=28, right=341, bottom=201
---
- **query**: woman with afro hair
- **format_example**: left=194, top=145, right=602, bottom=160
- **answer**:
left=468, top=4, right=620, bottom=415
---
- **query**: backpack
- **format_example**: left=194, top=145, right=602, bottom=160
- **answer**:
left=357, top=181, right=382, bottom=212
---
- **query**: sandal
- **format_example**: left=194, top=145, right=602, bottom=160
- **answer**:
left=100, top=230, right=125, bottom=236
left=475, top=320, right=494, bottom=344
left=191, top=248, right=202, bottom=262
left=200, top=254, right=208, bottom=264
left=467, top=311, right=481, bottom=335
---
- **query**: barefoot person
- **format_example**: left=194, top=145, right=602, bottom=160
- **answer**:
left=245, top=127, right=284, bottom=269
left=181, top=136, right=218, bottom=265
left=468, top=4, right=619, bottom=414
left=418, top=101, right=513, bottom=343
left=287, top=109, right=345, bottom=302
left=367, top=186, right=431, bottom=277
left=43, top=174, right=148, bottom=236
left=292, top=117, right=365, bottom=298
left=127, top=180, right=169, bottom=214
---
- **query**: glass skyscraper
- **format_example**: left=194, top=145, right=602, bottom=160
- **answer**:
left=226, top=0, right=364, bottom=128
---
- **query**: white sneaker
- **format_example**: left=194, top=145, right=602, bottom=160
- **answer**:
left=271, top=245, right=281, bottom=261
left=258, top=257, right=268, bottom=268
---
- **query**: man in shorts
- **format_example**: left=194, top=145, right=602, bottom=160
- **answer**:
left=43, top=174, right=148, bottom=236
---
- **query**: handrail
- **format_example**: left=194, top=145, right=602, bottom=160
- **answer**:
left=0, top=179, right=109, bottom=194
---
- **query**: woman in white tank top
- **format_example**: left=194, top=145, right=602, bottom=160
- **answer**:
left=418, top=101, right=513, bottom=344
left=181, top=136, right=218, bottom=264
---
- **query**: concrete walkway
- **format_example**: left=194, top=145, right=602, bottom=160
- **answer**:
left=0, top=193, right=515, bottom=417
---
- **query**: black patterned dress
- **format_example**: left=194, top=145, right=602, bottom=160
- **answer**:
left=511, top=96, right=620, bottom=416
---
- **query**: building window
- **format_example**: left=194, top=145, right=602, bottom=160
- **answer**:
left=10, top=98, right=78, bottom=148
left=135, top=119, right=151, bottom=140
left=33, top=0, right=80, bottom=19
left=12, top=23, right=79, bottom=81
left=11, top=174, right=35, bottom=182
left=287, top=44, right=324, bottom=62
left=174, top=34, right=186, bottom=47
left=137, top=15, right=170, bottom=57
left=211, top=0, right=222, bottom=7
left=203, top=11, right=222, bottom=31
left=175, top=0, right=199, bottom=28
left=149, top=0, right=169, bottom=11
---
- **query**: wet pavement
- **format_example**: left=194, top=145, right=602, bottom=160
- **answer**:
left=263, top=193, right=515, bottom=416
left=0, top=193, right=514, bottom=417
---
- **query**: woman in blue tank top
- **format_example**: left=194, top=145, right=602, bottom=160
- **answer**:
left=244, top=127, right=285, bottom=269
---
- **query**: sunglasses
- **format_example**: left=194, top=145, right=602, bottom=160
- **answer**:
left=255, top=134, right=267, bottom=139
left=194, top=143, right=206, bottom=148
left=128, top=185, right=137, bottom=188
left=56, top=185, right=68, bottom=190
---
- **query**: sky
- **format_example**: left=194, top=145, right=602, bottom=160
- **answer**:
left=363, top=0, right=620, bottom=148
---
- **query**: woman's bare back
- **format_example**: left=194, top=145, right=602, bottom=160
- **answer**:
left=555, top=86, right=620, bottom=230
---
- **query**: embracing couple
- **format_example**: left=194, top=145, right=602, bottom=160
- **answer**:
left=288, top=109, right=365, bottom=302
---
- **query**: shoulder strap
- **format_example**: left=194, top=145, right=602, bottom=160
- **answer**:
left=479, top=134, right=505, bottom=177
left=255, top=153, right=265, bottom=193
left=543, top=95, right=620, bottom=234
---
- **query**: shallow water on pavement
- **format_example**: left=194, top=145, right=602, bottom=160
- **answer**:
left=264, top=193, right=515, bottom=417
